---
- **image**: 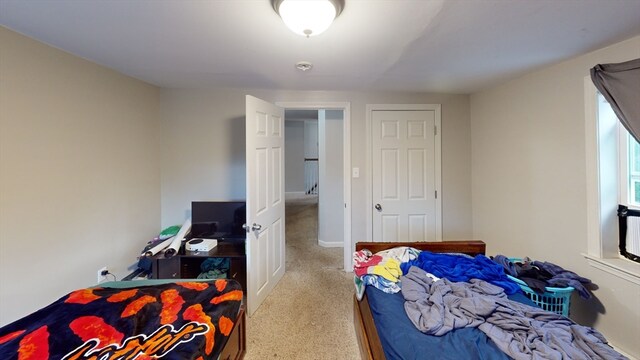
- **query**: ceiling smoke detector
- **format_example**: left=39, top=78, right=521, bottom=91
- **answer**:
left=296, top=61, right=313, bottom=72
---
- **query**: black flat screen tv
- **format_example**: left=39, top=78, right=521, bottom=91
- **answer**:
left=191, top=201, right=246, bottom=239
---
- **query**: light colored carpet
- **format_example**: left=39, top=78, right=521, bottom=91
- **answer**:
left=244, top=195, right=360, bottom=359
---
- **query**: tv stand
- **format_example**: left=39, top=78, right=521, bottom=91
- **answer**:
left=150, top=237, right=246, bottom=291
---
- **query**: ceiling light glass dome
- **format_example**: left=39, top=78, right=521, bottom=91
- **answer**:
left=273, top=0, right=344, bottom=37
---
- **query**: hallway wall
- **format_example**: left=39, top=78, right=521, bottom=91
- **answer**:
left=318, top=110, right=344, bottom=247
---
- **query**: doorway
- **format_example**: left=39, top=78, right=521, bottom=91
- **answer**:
left=279, top=102, right=351, bottom=271
left=284, top=109, right=343, bottom=245
left=284, top=111, right=318, bottom=197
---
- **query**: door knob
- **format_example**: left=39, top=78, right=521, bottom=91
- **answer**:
left=375, top=204, right=382, bottom=211
left=244, top=223, right=262, bottom=232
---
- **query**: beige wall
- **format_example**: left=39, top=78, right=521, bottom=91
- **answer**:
left=0, top=27, right=160, bottom=325
left=470, top=35, right=640, bottom=355
left=159, top=89, right=473, bottom=246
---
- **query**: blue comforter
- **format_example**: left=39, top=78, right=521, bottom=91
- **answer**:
left=400, top=251, right=521, bottom=295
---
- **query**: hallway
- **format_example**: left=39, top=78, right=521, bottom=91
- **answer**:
left=244, top=194, right=359, bottom=359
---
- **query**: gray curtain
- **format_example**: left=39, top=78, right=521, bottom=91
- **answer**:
left=590, top=58, right=640, bottom=143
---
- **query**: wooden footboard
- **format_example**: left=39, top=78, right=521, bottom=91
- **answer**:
left=355, top=240, right=486, bottom=255
left=352, top=241, right=486, bottom=360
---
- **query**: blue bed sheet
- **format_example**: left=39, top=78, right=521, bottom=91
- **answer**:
left=365, top=285, right=535, bottom=360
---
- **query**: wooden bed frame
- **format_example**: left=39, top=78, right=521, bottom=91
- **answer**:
left=353, top=241, right=486, bottom=360
left=219, top=306, right=246, bottom=360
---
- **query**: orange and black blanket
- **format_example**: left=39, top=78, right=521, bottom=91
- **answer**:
left=0, top=279, right=243, bottom=360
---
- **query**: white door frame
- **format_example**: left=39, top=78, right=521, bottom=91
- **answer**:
left=365, top=104, right=442, bottom=242
left=277, top=101, right=351, bottom=272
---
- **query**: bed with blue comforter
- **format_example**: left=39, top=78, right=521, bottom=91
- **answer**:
left=353, top=241, right=626, bottom=360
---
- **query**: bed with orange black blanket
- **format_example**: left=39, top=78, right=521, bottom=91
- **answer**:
left=0, top=279, right=244, bottom=360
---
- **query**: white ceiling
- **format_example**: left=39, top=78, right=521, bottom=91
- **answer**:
left=1, top=0, right=639, bottom=94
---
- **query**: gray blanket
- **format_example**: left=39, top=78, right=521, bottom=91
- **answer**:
left=402, top=266, right=626, bottom=360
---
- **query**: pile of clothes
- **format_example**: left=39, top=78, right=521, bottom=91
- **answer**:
left=197, top=258, right=230, bottom=279
left=353, top=246, right=420, bottom=299
left=491, top=255, right=593, bottom=299
left=402, top=266, right=624, bottom=359
left=353, top=247, right=520, bottom=300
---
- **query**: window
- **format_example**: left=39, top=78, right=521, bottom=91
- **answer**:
left=610, top=94, right=640, bottom=208
left=604, top=94, right=640, bottom=263
left=586, top=81, right=640, bottom=276
left=627, top=137, right=640, bottom=206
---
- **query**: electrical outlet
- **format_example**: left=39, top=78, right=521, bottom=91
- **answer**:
left=97, top=266, right=108, bottom=283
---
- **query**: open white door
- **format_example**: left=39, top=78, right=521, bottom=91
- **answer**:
left=245, top=95, right=286, bottom=316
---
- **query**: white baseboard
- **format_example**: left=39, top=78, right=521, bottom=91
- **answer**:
left=318, top=239, right=343, bottom=248
left=610, top=343, right=637, bottom=360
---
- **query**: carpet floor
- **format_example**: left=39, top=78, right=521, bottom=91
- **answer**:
left=244, top=195, right=360, bottom=359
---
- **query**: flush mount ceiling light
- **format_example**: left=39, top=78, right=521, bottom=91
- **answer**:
left=272, top=0, right=345, bottom=37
